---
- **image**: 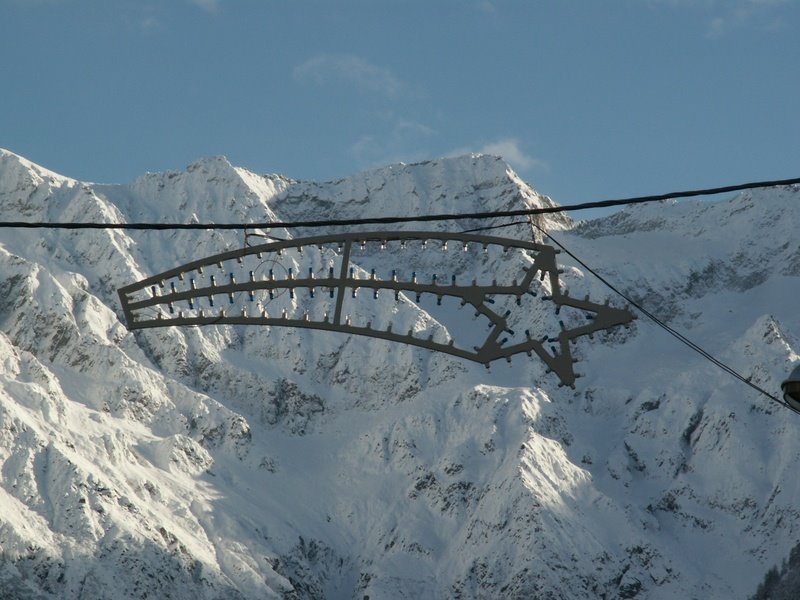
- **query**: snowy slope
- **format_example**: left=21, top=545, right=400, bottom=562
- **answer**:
left=0, top=147, right=798, bottom=599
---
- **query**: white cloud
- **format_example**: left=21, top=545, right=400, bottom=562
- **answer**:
left=707, top=0, right=788, bottom=36
left=475, top=139, right=548, bottom=173
left=293, top=54, right=405, bottom=96
left=350, top=119, right=435, bottom=169
left=649, top=0, right=790, bottom=37
left=646, top=0, right=714, bottom=6
left=188, top=0, right=219, bottom=13
left=139, top=14, right=160, bottom=32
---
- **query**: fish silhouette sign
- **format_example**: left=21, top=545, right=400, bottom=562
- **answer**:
left=118, top=231, right=635, bottom=386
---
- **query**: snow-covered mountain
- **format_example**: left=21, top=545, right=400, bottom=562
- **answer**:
left=0, top=147, right=798, bottom=599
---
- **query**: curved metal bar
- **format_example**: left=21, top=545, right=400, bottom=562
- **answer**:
left=118, top=231, right=635, bottom=386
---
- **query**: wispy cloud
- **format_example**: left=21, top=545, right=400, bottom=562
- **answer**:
left=293, top=54, right=405, bottom=96
left=188, top=0, right=220, bottom=13
left=447, top=138, right=547, bottom=173
left=139, top=14, right=160, bottom=33
left=350, top=119, right=436, bottom=169
left=706, top=0, right=788, bottom=37
left=476, top=139, right=547, bottom=172
left=646, top=0, right=715, bottom=6
left=649, top=0, right=790, bottom=37
left=445, top=139, right=548, bottom=174
left=8, top=0, right=64, bottom=4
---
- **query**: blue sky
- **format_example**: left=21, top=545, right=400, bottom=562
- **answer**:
left=1, top=0, right=798, bottom=208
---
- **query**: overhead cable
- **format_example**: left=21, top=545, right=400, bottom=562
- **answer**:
left=527, top=223, right=795, bottom=414
left=0, top=176, right=798, bottom=231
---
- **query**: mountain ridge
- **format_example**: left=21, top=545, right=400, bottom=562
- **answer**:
left=0, top=149, right=798, bottom=599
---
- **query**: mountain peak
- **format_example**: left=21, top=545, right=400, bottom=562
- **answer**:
left=349, top=153, right=515, bottom=191
left=186, top=154, right=236, bottom=176
left=0, top=148, right=73, bottom=190
left=268, top=152, right=566, bottom=236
